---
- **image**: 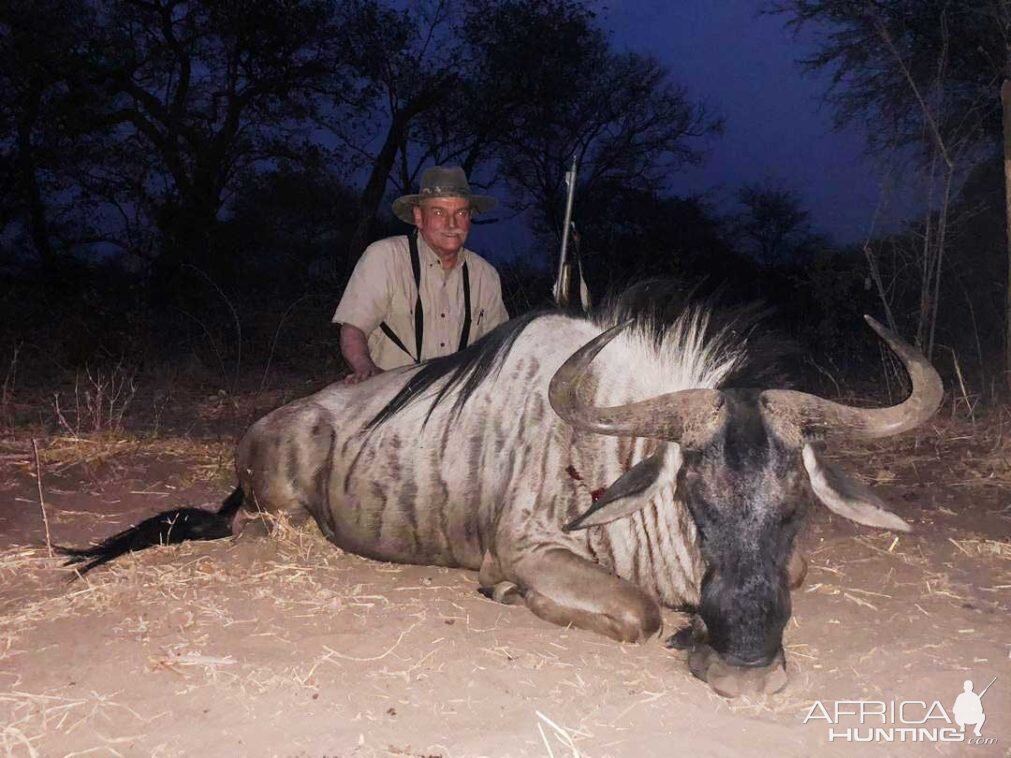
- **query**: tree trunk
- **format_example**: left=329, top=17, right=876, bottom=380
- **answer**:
left=1002, top=79, right=1011, bottom=391
left=15, top=94, right=57, bottom=279
left=347, top=83, right=449, bottom=263
left=348, top=110, right=409, bottom=263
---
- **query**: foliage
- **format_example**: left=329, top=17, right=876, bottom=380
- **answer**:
left=766, top=0, right=1005, bottom=161
left=1, top=0, right=363, bottom=278
left=730, top=181, right=828, bottom=264
left=2, top=0, right=1006, bottom=401
left=461, top=0, right=722, bottom=244
left=768, top=0, right=1010, bottom=387
left=0, top=0, right=110, bottom=273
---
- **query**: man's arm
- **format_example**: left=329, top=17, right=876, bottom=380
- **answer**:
left=340, top=324, right=383, bottom=385
left=334, top=240, right=397, bottom=383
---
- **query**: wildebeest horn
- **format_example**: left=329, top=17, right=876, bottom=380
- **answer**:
left=760, top=315, right=943, bottom=441
left=548, top=320, right=726, bottom=445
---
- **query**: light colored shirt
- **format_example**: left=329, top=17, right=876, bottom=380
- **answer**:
left=333, top=235, right=510, bottom=370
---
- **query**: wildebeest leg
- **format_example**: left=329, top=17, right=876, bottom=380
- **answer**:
left=512, top=547, right=662, bottom=643
left=233, top=402, right=334, bottom=538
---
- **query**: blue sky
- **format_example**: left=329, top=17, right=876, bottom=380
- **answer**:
left=601, top=0, right=888, bottom=246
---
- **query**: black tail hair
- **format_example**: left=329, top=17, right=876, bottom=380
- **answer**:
left=58, top=487, right=244, bottom=577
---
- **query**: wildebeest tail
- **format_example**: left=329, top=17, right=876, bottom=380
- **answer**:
left=216, top=485, right=245, bottom=518
left=58, top=486, right=244, bottom=577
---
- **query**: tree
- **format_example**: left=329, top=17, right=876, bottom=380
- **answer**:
left=0, top=0, right=109, bottom=276
left=768, top=0, right=1007, bottom=366
left=563, top=185, right=760, bottom=297
left=731, top=181, right=826, bottom=264
left=341, top=0, right=470, bottom=258
left=462, top=0, right=722, bottom=250
left=341, top=0, right=722, bottom=272
left=220, top=161, right=376, bottom=292
left=79, top=0, right=361, bottom=278
left=767, top=1, right=1003, bottom=158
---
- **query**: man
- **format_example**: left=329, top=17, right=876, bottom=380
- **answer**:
left=334, top=166, right=510, bottom=384
left=953, top=679, right=987, bottom=738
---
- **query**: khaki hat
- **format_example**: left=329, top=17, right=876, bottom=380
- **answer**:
left=392, top=165, right=497, bottom=224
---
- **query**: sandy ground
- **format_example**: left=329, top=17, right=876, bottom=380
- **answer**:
left=0, top=394, right=1009, bottom=757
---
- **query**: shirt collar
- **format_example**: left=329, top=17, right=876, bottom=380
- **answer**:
left=416, top=233, right=468, bottom=270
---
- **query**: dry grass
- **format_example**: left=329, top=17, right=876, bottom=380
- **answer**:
left=830, top=412, right=1011, bottom=490
left=0, top=434, right=233, bottom=490
left=52, top=365, right=138, bottom=438
left=0, top=514, right=299, bottom=628
left=948, top=537, right=1011, bottom=560
left=0, top=509, right=715, bottom=755
left=0, top=515, right=357, bottom=749
left=2, top=516, right=1007, bottom=755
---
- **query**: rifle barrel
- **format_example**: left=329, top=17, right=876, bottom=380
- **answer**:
left=978, top=675, right=998, bottom=698
left=554, top=155, right=578, bottom=304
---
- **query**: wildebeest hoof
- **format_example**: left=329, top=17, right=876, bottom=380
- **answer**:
left=665, top=615, right=705, bottom=650
left=688, top=645, right=788, bottom=698
left=787, top=550, right=808, bottom=589
left=664, top=624, right=695, bottom=650
left=478, top=581, right=524, bottom=605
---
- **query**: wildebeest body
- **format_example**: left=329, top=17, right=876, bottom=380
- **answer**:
left=64, top=284, right=942, bottom=697
left=237, top=314, right=706, bottom=610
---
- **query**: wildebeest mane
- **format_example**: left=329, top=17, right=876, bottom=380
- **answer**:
left=718, top=325, right=797, bottom=390
left=592, top=278, right=703, bottom=346
left=367, top=310, right=546, bottom=430
left=594, top=279, right=797, bottom=390
left=369, top=279, right=797, bottom=431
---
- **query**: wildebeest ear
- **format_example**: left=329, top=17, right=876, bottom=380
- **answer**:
left=801, top=445, right=911, bottom=532
left=564, top=444, right=683, bottom=531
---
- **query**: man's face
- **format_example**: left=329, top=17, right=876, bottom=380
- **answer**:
left=413, top=197, right=472, bottom=261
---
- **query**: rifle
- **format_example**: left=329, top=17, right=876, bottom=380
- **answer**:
left=978, top=675, right=997, bottom=699
left=553, top=155, right=590, bottom=310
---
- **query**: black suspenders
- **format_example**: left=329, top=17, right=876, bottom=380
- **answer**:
left=458, top=261, right=471, bottom=351
left=379, top=232, right=471, bottom=364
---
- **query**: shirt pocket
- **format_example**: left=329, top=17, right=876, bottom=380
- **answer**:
left=388, top=285, right=416, bottom=321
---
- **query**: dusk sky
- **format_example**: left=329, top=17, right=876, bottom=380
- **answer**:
left=602, top=0, right=893, bottom=247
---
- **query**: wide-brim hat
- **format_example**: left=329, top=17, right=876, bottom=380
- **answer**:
left=392, top=165, right=497, bottom=224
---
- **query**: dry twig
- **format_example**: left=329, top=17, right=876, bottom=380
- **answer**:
left=31, top=439, right=53, bottom=559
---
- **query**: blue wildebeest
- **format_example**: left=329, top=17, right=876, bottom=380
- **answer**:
left=62, top=284, right=942, bottom=697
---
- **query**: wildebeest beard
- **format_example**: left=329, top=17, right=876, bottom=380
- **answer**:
left=680, top=389, right=806, bottom=667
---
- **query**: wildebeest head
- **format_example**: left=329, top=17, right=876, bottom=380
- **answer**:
left=549, top=315, right=943, bottom=697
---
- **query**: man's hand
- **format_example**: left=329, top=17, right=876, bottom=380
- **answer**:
left=340, top=323, right=383, bottom=385
left=344, top=364, right=382, bottom=385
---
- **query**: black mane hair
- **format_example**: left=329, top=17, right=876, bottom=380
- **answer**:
left=367, top=309, right=547, bottom=430
left=367, top=279, right=799, bottom=431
